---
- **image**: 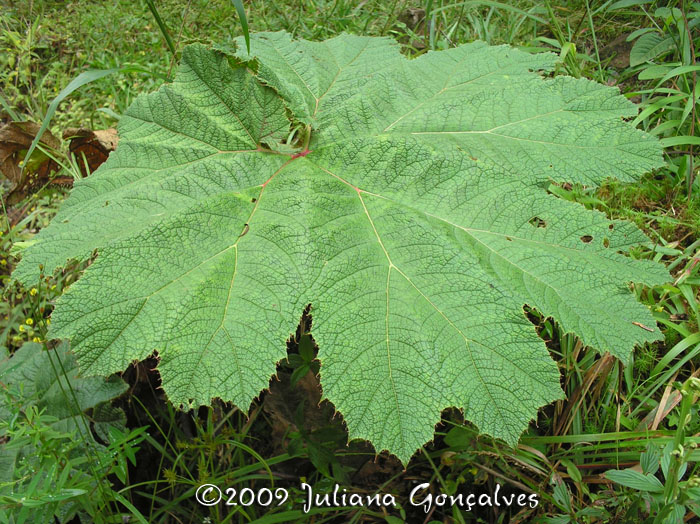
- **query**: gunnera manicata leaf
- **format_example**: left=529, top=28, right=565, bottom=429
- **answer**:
left=14, top=32, right=669, bottom=463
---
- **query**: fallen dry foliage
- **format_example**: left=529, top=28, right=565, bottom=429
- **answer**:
left=0, top=121, right=60, bottom=206
left=63, top=127, right=118, bottom=177
left=0, top=122, right=118, bottom=222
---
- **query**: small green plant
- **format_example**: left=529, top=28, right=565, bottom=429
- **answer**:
left=626, top=3, right=699, bottom=196
left=0, top=341, right=148, bottom=523
left=604, top=379, right=700, bottom=522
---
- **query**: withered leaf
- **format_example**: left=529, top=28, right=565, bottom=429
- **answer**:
left=0, top=121, right=60, bottom=205
left=63, top=127, right=118, bottom=177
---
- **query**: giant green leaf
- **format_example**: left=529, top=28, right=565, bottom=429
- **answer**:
left=14, top=32, right=669, bottom=463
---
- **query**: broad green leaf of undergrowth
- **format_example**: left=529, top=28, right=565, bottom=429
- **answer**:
left=604, top=469, right=664, bottom=493
left=630, top=32, right=676, bottom=66
left=0, top=342, right=128, bottom=523
left=14, top=33, right=668, bottom=463
left=0, top=342, right=127, bottom=438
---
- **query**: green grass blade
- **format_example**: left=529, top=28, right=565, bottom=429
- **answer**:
left=21, top=68, right=118, bottom=176
left=650, top=332, right=700, bottom=377
left=660, top=136, right=700, bottom=147
left=111, top=492, right=150, bottom=524
left=144, top=0, right=177, bottom=57
left=0, top=92, right=20, bottom=120
left=21, top=65, right=150, bottom=177
left=231, top=0, right=250, bottom=54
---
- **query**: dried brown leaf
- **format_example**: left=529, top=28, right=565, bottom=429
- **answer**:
left=63, top=127, right=118, bottom=176
left=0, top=121, right=60, bottom=205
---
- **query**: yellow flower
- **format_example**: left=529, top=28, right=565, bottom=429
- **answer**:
left=18, top=325, right=25, bottom=332
left=30, top=288, right=38, bottom=296
left=25, top=318, right=33, bottom=325
left=0, top=259, right=6, bottom=266
left=50, top=285, right=57, bottom=291
left=46, top=318, right=51, bottom=326
left=32, top=337, right=41, bottom=343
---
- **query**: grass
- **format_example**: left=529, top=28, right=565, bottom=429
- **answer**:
left=1, top=0, right=699, bottom=522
